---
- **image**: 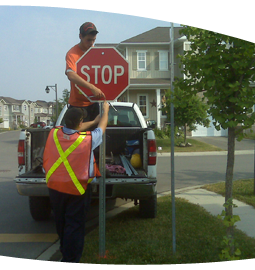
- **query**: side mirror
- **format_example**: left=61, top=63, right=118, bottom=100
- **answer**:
left=146, top=120, right=156, bottom=129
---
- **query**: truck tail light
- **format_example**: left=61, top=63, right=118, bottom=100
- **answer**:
left=148, top=139, right=157, bottom=165
left=18, top=140, right=25, bottom=165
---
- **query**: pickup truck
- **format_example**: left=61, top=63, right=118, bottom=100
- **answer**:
left=14, top=102, right=157, bottom=221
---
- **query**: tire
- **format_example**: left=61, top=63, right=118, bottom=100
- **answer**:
left=29, top=196, right=51, bottom=221
left=139, top=194, right=157, bottom=218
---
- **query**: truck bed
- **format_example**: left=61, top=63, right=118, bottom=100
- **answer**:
left=19, top=127, right=148, bottom=179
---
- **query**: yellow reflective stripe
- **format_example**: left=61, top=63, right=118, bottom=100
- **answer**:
left=46, top=129, right=87, bottom=195
left=46, top=129, right=63, bottom=183
left=46, top=129, right=85, bottom=182
left=87, top=178, right=94, bottom=183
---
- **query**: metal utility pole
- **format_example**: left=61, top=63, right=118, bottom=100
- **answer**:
left=45, top=84, right=58, bottom=120
left=170, top=22, right=176, bottom=254
left=99, top=102, right=106, bottom=258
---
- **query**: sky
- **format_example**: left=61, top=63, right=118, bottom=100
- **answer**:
left=0, top=1, right=254, bottom=104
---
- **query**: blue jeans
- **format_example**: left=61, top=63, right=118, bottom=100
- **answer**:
left=48, top=184, right=92, bottom=263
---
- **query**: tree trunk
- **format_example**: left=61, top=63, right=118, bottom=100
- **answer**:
left=225, top=127, right=236, bottom=253
left=225, top=127, right=235, bottom=216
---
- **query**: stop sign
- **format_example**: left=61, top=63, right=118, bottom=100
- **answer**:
left=76, top=47, right=129, bottom=102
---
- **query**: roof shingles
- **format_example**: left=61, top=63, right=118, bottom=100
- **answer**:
left=121, top=27, right=183, bottom=43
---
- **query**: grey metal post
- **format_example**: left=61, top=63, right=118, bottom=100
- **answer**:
left=170, top=22, right=176, bottom=254
left=99, top=102, right=106, bottom=257
left=55, top=83, right=58, bottom=119
left=45, top=84, right=58, bottom=120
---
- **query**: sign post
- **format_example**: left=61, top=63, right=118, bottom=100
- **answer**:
left=76, top=47, right=129, bottom=257
left=170, top=22, right=176, bottom=254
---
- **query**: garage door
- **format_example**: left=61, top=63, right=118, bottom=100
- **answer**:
left=3, top=119, right=9, bottom=129
left=192, top=116, right=228, bottom=137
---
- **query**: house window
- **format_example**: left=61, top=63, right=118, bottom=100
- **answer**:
left=4, top=105, right=7, bottom=112
left=137, top=51, right=146, bottom=70
left=0, top=106, right=2, bottom=116
left=138, top=94, right=148, bottom=117
left=24, top=105, right=27, bottom=111
left=13, top=105, right=19, bottom=111
left=158, top=50, right=168, bottom=70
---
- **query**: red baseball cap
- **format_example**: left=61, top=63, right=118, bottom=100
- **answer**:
left=79, top=22, right=98, bottom=36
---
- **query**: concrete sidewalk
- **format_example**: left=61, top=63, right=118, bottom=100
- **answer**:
left=175, top=188, right=255, bottom=238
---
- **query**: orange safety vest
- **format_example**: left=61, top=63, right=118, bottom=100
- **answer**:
left=43, top=127, right=100, bottom=195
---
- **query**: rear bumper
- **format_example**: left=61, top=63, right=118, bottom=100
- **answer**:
left=112, top=182, right=157, bottom=200
left=16, top=182, right=50, bottom=196
left=15, top=178, right=157, bottom=199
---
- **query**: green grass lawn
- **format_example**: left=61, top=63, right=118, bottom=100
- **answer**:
left=80, top=193, right=255, bottom=264
left=0, top=128, right=11, bottom=133
left=156, top=138, right=223, bottom=152
left=202, top=179, right=255, bottom=208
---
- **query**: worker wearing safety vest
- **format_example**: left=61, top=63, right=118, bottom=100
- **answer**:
left=43, top=101, right=109, bottom=263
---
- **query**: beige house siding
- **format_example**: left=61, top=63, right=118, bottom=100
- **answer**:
left=174, top=44, right=184, bottom=78
left=29, top=103, right=36, bottom=125
left=127, top=46, right=171, bottom=79
left=0, top=101, right=4, bottom=128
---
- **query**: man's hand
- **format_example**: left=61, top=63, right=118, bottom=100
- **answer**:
left=103, top=100, right=110, bottom=113
left=67, top=71, right=105, bottom=99
left=91, top=86, right=106, bottom=100
left=98, top=101, right=109, bottom=134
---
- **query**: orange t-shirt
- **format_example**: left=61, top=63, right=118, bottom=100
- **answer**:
left=65, top=44, right=92, bottom=107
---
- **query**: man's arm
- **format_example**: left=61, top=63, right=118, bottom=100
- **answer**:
left=98, top=101, right=109, bottom=134
left=77, top=114, right=100, bottom=132
left=66, top=71, right=105, bottom=99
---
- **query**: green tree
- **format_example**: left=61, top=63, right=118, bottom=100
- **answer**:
left=162, top=87, right=210, bottom=145
left=58, top=89, right=70, bottom=112
left=177, top=25, right=255, bottom=250
left=52, top=89, right=70, bottom=122
left=0, top=118, right=3, bottom=124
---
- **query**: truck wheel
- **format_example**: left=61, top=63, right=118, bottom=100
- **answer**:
left=29, top=196, right=51, bottom=221
left=139, top=194, right=157, bottom=218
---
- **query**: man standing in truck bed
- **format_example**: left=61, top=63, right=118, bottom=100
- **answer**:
left=65, top=22, right=105, bottom=124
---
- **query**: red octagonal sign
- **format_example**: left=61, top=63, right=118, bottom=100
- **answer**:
left=76, top=47, right=129, bottom=102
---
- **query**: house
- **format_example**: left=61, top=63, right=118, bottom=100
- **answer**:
left=97, top=27, right=186, bottom=130
left=0, top=96, right=53, bottom=129
left=97, top=26, right=254, bottom=137
left=96, top=27, right=214, bottom=133
left=34, top=100, right=54, bottom=125
left=0, top=96, right=28, bottom=128
left=0, top=99, right=6, bottom=128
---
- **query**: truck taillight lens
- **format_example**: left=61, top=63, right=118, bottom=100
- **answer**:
left=18, top=140, right=25, bottom=165
left=148, top=139, right=157, bottom=165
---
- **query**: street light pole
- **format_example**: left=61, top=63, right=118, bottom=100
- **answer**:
left=45, top=84, right=58, bottom=120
